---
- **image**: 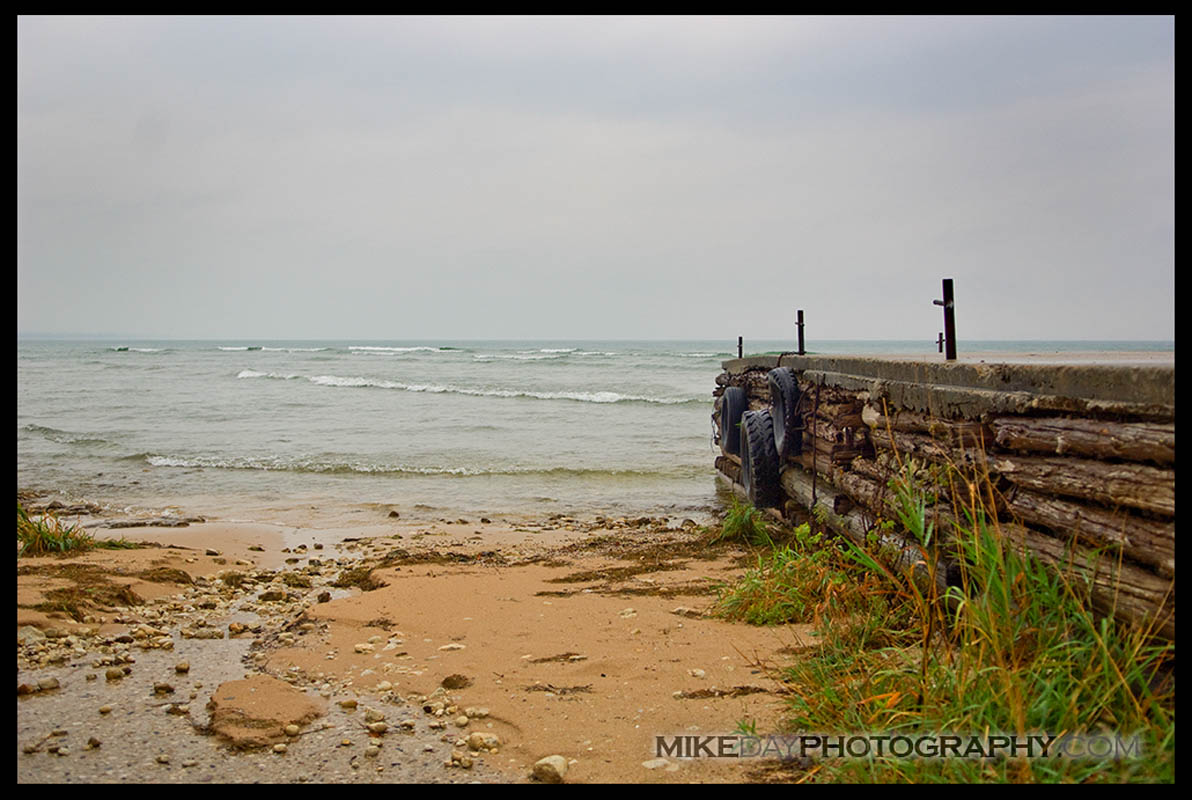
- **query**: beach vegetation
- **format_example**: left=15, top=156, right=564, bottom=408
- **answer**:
left=712, top=499, right=774, bottom=547
left=716, top=451, right=1175, bottom=782
left=17, top=504, right=94, bottom=556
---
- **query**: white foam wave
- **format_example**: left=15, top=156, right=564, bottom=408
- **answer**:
left=305, top=374, right=699, bottom=404
left=348, top=346, right=444, bottom=353
left=237, top=369, right=300, bottom=380
left=261, top=347, right=330, bottom=352
left=473, top=353, right=564, bottom=361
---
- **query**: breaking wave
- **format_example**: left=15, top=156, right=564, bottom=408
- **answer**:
left=236, top=370, right=704, bottom=405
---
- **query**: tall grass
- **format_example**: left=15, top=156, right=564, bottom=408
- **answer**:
left=17, top=504, right=95, bottom=556
left=718, top=463, right=1175, bottom=782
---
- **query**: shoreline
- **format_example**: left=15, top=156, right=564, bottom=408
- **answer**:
left=17, top=492, right=810, bottom=784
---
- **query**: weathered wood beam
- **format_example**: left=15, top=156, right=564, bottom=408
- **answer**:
left=990, top=416, right=1175, bottom=465
left=1003, top=488, right=1174, bottom=577
left=992, top=454, right=1174, bottom=517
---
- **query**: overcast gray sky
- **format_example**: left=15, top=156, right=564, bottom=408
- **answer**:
left=17, top=15, right=1174, bottom=341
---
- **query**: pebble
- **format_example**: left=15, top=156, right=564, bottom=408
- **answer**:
left=285, top=724, right=301, bottom=736
left=338, top=699, right=358, bottom=710
left=367, top=722, right=389, bottom=734
left=105, top=668, right=124, bottom=681
left=365, top=745, right=381, bottom=758
left=273, top=743, right=288, bottom=754
left=533, top=755, right=569, bottom=783
left=642, top=758, right=673, bottom=770
left=453, top=715, right=469, bottom=728
left=364, top=708, right=386, bottom=723
left=466, top=732, right=501, bottom=751
left=99, top=705, right=112, bottom=714
left=175, top=661, right=191, bottom=673
left=37, top=677, right=61, bottom=691
left=156, top=754, right=170, bottom=764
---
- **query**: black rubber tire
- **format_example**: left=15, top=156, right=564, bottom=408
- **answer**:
left=719, top=386, right=748, bottom=456
left=740, top=409, right=781, bottom=507
left=767, top=367, right=802, bottom=460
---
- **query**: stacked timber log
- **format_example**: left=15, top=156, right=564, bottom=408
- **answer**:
left=713, top=357, right=1176, bottom=639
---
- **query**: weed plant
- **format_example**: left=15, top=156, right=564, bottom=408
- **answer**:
left=17, top=504, right=95, bottom=556
left=717, top=455, right=1174, bottom=782
left=712, top=499, right=775, bottom=548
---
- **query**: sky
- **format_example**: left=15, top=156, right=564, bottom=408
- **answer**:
left=17, top=15, right=1174, bottom=342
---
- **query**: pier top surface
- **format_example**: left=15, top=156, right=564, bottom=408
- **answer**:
left=722, top=351, right=1174, bottom=412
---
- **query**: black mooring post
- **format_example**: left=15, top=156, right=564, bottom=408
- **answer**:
left=796, top=310, right=805, bottom=355
left=933, top=279, right=957, bottom=360
left=737, top=336, right=743, bottom=359
left=937, top=332, right=945, bottom=353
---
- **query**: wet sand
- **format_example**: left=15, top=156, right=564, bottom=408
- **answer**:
left=17, top=502, right=814, bottom=784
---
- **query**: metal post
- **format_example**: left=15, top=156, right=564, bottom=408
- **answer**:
left=937, top=332, right=945, bottom=353
left=737, top=336, right=743, bottom=359
left=796, top=310, right=805, bottom=355
left=933, top=279, right=957, bottom=360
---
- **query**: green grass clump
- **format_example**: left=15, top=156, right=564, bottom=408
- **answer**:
left=712, top=499, right=775, bottom=547
left=716, top=523, right=888, bottom=626
left=715, top=454, right=1174, bottom=782
left=17, top=504, right=95, bottom=556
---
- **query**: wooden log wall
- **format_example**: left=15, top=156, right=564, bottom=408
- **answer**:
left=714, top=364, right=1176, bottom=639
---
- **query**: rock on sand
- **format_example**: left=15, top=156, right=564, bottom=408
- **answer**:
left=206, top=674, right=325, bottom=747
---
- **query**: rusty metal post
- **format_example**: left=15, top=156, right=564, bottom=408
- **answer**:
left=796, top=310, right=805, bottom=355
left=737, top=336, right=743, bottom=359
left=933, top=279, right=957, bottom=360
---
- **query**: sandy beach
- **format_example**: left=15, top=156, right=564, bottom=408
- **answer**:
left=17, top=493, right=815, bottom=784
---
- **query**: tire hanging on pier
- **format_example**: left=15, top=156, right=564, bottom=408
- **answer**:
left=719, top=386, right=748, bottom=456
left=740, top=409, right=781, bottom=507
left=768, top=367, right=802, bottom=461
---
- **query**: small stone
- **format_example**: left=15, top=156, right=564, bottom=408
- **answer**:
left=688, top=668, right=706, bottom=679
left=339, top=699, right=358, bottom=711
left=17, top=683, right=38, bottom=695
left=156, top=754, right=170, bottom=764
left=618, top=608, right=637, bottom=618
left=154, top=682, right=175, bottom=694
left=206, top=549, right=221, bottom=556
left=37, top=677, right=61, bottom=691
left=182, top=759, right=198, bottom=768
left=99, top=705, right=112, bottom=714
left=87, top=737, right=102, bottom=749
left=175, top=662, right=191, bottom=674
left=56, top=746, right=71, bottom=757
left=453, top=715, right=469, bottom=728
left=367, top=722, right=389, bottom=734
left=642, top=757, right=670, bottom=770
left=533, top=755, right=568, bottom=783
left=105, top=668, right=124, bottom=681
left=364, top=708, right=386, bottom=723
left=365, top=745, right=381, bottom=758
left=467, top=732, right=501, bottom=751
left=273, top=743, right=288, bottom=754
left=438, top=643, right=465, bottom=651
left=285, top=724, right=300, bottom=736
